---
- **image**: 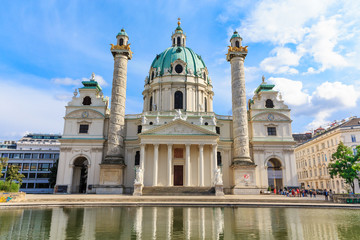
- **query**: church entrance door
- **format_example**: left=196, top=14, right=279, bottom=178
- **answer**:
left=174, top=165, right=183, bottom=186
left=71, top=157, right=88, bottom=193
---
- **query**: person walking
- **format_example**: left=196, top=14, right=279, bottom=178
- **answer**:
left=324, top=189, right=329, bottom=201
left=313, top=190, right=317, bottom=198
left=310, top=190, right=313, bottom=198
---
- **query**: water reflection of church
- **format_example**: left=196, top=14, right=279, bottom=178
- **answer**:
left=55, top=20, right=298, bottom=195
left=1, top=207, right=353, bottom=239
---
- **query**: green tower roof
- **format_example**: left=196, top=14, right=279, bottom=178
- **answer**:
left=254, top=77, right=275, bottom=94
left=117, top=28, right=128, bottom=37
left=230, top=31, right=242, bottom=40
left=81, top=73, right=102, bottom=92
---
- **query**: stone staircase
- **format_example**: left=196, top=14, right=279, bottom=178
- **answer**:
left=142, top=186, right=215, bottom=196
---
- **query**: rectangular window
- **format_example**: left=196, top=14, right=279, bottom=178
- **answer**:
left=22, top=163, right=30, bottom=171
left=79, top=124, right=89, bottom=134
left=29, top=173, right=36, bottom=179
left=44, top=154, right=52, bottom=159
left=54, top=154, right=59, bottom=159
left=24, top=153, right=31, bottom=159
left=32, top=153, right=39, bottom=159
left=37, top=173, right=50, bottom=178
left=267, top=127, right=276, bottom=136
left=27, top=183, right=35, bottom=188
left=36, top=183, right=50, bottom=188
left=20, top=183, right=26, bottom=189
left=1, top=153, right=8, bottom=158
left=38, top=163, right=50, bottom=171
left=137, top=125, right=142, bottom=134
left=30, top=163, right=37, bottom=171
left=351, top=135, right=356, bottom=142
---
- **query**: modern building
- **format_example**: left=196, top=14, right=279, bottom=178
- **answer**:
left=56, top=21, right=298, bottom=195
left=0, top=134, right=61, bottom=193
left=295, top=117, right=360, bottom=193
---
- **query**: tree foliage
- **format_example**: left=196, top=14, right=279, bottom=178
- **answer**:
left=5, top=165, right=25, bottom=185
left=328, top=142, right=360, bottom=193
left=0, top=157, right=8, bottom=179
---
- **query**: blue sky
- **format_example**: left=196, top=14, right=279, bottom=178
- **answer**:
left=1, top=0, right=359, bottom=140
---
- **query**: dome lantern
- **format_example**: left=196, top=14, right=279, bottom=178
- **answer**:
left=116, top=28, right=129, bottom=46
left=171, top=18, right=186, bottom=47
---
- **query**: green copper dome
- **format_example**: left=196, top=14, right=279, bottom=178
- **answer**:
left=117, top=28, right=128, bottom=37
left=230, top=31, right=242, bottom=40
left=150, top=46, right=206, bottom=77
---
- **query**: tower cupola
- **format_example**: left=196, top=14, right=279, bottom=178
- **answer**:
left=171, top=18, right=186, bottom=47
left=116, top=28, right=129, bottom=46
left=230, top=31, right=242, bottom=48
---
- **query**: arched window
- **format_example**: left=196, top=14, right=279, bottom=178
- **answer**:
left=174, top=91, right=183, bottom=109
left=82, top=96, right=91, bottom=105
left=183, top=38, right=185, bottom=44
left=177, top=37, right=181, bottom=46
left=235, top=41, right=240, bottom=48
left=173, top=38, right=175, bottom=45
left=119, top=38, right=124, bottom=46
left=204, top=97, right=207, bottom=112
left=151, top=71, right=154, bottom=80
left=265, top=99, right=274, bottom=108
left=149, top=96, right=153, bottom=111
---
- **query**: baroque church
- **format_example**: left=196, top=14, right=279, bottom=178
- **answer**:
left=56, top=20, right=298, bottom=195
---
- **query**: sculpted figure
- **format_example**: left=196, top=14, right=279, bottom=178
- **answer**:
left=214, top=168, right=223, bottom=185
left=134, top=167, right=143, bottom=185
left=142, top=115, right=147, bottom=124
left=212, top=116, right=217, bottom=125
left=199, top=116, right=204, bottom=125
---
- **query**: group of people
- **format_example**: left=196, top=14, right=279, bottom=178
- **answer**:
left=275, top=188, right=333, bottom=201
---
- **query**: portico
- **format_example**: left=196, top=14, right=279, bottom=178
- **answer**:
left=137, top=119, right=219, bottom=188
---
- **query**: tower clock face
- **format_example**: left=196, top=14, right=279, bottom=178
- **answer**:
left=267, top=113, right=274, bottom=121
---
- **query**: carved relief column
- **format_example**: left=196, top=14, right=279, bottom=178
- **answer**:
left=98, top=30, right=132, bottom=194
left=105, top=39, right=132, bottom=164
left=185, top=144, right=191, bottom=186
left=227, top=32, right=258, bottom=194
left=199, top=144, right=204, bottom=187
left=227, top=46, right=251, bottom=165
left=167, top=144, right=173, bottom=186
left=153, top=144, right=159, bottom=186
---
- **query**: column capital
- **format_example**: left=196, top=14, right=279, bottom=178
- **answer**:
left=167, top=144, right=173, bottom=147
left=154, top=143, right=159, bottom=148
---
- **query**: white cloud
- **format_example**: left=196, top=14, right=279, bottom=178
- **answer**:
left=0, top=81, right=66, bottom=140
left=269, top=78, right=360, bottom=130
left=260, top=47, right=301, bottom=74
left=236, top=0, right=359, bottom=74
left=52, top=74, right=108, bottom=87
left=52, top=77, right=81, bottom=86
left=269, top=77, right=310, bottom=106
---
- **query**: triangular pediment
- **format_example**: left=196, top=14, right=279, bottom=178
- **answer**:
left=141, top=119, right=217, bottom=136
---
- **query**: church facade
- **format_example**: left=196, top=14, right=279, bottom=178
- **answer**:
left=55, top=21, right=298, bottom=195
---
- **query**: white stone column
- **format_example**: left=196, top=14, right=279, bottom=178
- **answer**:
left=153, top=144, right=159, bottom=186
left=212, top=144, right=218, bottom=184
left=199, top=144, right=204, bottom=187
left=167, top=144, right=173, bottom=186
left=185, top=144, right=191, bottom=186
left=140, top=144, right=145, bottom=171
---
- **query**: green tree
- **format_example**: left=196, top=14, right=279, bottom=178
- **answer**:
left=5, top=165, right=25, bottom=185
left=48, top=159, right=58, bottom=188
left=328, top=142, right=360, bottom=193
left=0, top=157, right=8, bottom=178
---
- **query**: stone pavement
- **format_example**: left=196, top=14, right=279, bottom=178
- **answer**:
left=1, top=193, right=359, bottom=209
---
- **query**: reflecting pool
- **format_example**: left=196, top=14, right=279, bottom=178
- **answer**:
left=0, top=207, right=360, bottom=239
